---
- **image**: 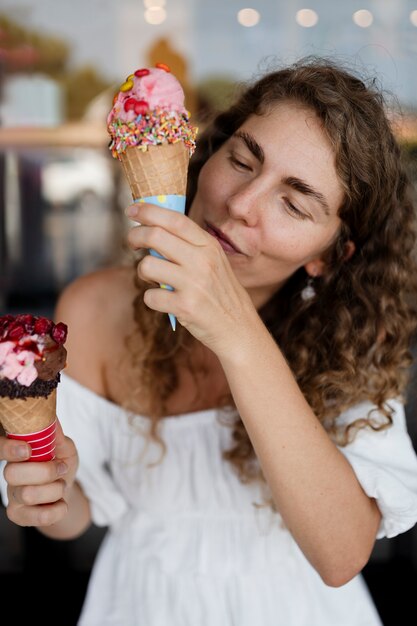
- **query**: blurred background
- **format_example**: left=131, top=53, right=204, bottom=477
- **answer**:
left=0, top=1, right=417, bottom=624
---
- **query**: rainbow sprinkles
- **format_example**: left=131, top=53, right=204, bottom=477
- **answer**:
left=108, top=106, right=197, bottom=159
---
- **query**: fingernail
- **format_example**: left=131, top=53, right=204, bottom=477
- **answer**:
left=125, top=205, right=138, bottom=217
left=16, top=445, right=30, bottom=459
left=57, top=462, right=68, bottom=476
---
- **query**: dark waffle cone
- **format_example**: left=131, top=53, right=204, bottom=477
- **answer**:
left=119, top=142, right=189, bottom=200
left=0, top=389, right=57, bottom=434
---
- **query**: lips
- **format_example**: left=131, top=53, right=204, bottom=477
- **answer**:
left=205, top=222, right=245, bottom=255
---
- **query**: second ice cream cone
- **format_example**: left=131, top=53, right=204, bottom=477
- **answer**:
left=1, top=313, right=67, bottom=462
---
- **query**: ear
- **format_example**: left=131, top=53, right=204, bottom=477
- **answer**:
left=304, top=240, right=356, bottom=277
left=342, top=240, right=355, bottom=262
left=304, top=259, right=326, bottom=277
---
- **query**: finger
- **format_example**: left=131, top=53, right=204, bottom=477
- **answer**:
left=143, top=286, right=177, bottom=315
left=7, top=499, right=68, bottom=527
left=127, top=220, right=222, bottom=272
left=127, top=224, right=193, bottom=266
left=135, top=231, right=234, bottom=305
left=137, top=253, right=182, bottom=289
left=0, top=437, right=31, bottom=462
left=126, top=202, right=208, bottom=246
left=3, top=458, right=68, bottom=487
left=8, top=479, right=66, bottom=506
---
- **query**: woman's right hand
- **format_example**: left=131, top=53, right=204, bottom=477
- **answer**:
left=1, top=419, right=79, bottom=528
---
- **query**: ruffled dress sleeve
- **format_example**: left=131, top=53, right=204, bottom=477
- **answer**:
left=336, top=398, right=417, bottom=538
left=55, top=373, right=129, bottom=527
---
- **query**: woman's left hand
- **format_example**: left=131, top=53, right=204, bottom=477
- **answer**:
left=125, top=202, right=259, bottom=357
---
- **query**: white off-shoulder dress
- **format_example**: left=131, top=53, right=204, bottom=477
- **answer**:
left=3, top=371, right=417, bottom=626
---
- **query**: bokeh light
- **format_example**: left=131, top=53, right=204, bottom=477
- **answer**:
left=237, top=8, right=260, bottom=27
left=353, top=9, right=373, bottom=28
left=144, top=6, right=167, bottom=25
left=296, top=9, right=319, bottom=28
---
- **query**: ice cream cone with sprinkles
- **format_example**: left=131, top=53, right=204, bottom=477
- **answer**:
left=107, top=63, right=198, bottom=331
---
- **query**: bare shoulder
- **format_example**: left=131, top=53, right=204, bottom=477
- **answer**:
left=54, top=266, right=137, bottom=393
left=55, top=265, right=136, bottom=328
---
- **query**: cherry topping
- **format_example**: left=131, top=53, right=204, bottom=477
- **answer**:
left=34, top=317, right=53, bottom=335
left=52, top=322, right=68, bottom=345
left=8, top=324, right=25, bottom=340
left=15, top=314, right=34, bottom=331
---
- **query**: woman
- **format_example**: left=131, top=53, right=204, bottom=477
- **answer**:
left=2, top=57, right=417, bottom=625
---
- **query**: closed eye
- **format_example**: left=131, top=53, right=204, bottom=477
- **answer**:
left=227, top=154, right=252, bottom=171
left=284, top=199, right=308, bottom=220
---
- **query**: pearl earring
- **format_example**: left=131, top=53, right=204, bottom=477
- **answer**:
left=301, top=275, right=317, bottom=301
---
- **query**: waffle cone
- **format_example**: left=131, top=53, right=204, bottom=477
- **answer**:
left=0, top=388, right=57, bottom=434
left=119, top=142, right=189, bottom=200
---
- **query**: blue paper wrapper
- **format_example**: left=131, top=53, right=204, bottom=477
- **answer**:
left=134, top=194, right=186, bottom=331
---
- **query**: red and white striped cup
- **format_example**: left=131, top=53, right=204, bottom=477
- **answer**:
left=6, top=419, right=57, bottom=461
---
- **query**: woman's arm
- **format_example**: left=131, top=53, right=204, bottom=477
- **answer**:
left=127, top=202, right=382, bottom=587
left=218, top=316, right=381, bottom=587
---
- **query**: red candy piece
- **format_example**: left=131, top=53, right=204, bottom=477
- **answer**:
left=134, top=100, right=148, bottom=115
left=156, top=63, right=170, bottom=73
left=124, top=98, right=149, bottom=115
left=135, top=68, right=150, bottom=77
left=124, top=97, right=138, bottom=112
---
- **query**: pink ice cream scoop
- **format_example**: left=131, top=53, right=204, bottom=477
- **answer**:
left=108, top=66, right=187, bottom=125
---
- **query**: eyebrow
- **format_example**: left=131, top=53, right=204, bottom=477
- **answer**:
left=283, top=176, right=330, bottom=216
left=234, top=131, right=265, bottom=163
left=233, top=130, right=331, bottom=216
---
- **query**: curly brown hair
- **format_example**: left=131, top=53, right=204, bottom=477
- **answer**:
left=128, top=56, right=417, bottom=482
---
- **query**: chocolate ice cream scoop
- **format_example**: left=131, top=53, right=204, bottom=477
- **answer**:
left=35, top=338, right=67, bottom=381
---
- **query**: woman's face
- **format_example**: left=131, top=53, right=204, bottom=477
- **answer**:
left=189, top=101, right=345, bottom=308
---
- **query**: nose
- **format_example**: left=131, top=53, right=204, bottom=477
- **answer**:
left=226, top=180, right=262, bottom=227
